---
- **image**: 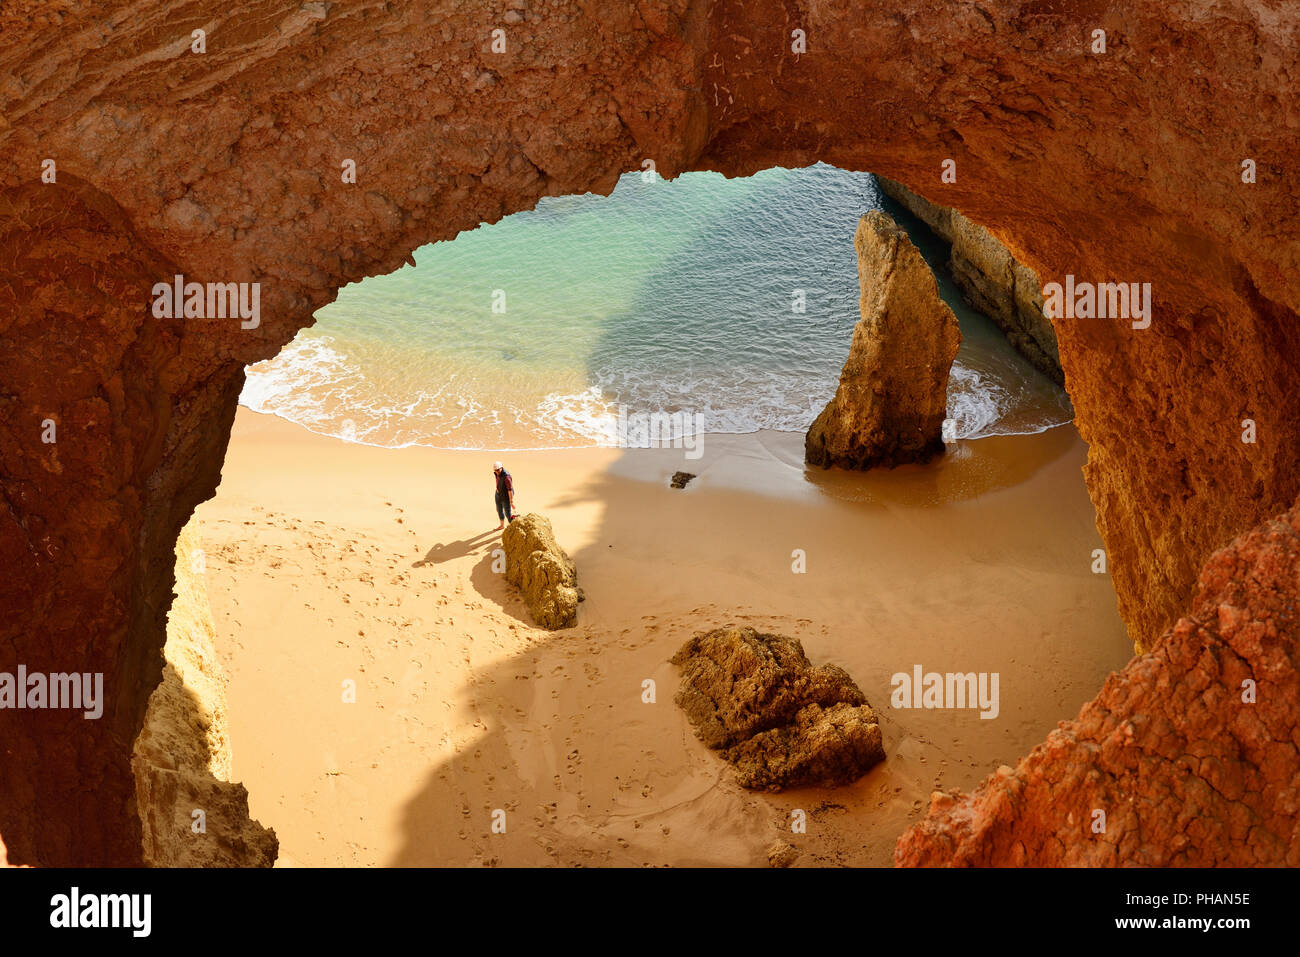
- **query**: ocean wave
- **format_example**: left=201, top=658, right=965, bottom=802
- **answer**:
left=241, top=341, right=1072, bottom=450
left=946, top=362, right=1073, bottom=439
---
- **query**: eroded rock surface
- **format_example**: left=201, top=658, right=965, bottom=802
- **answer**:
left=896, top=501, right=1300, bottom=867
left=672, top=627, right=885, bottom=790
left=501, top=513, right=580, bottom=630
left=131, top=521, right=278, bottom=867
left=806, top=211, right=961, bottom=470
left=877, top=176, right=1062, bottom=385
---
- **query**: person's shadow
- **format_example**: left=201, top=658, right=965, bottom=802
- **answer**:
left=412, top=529, right=498, bottom=567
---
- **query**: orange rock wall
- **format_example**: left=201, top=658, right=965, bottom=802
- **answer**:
left=896, top=500, right=1300, bottom=866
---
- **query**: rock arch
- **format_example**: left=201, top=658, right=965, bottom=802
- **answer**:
left=0, top=0, right=1296, bottom=864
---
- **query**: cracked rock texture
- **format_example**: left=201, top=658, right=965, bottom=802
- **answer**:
left=877, top=176, right=1062, bottom=385
left=806, top=210, right=961, bottom=470
left=896, top=500, right=1300, bottom=866
left=672, top=627, right=885, bottom=789
left=0, top=0, right=1298, bottom=863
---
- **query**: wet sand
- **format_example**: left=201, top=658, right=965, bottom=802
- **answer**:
left=191, top=407, right=1133, bottom=866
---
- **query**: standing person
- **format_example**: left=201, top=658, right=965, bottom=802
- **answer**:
left=493, top=461, right=515, bottom=530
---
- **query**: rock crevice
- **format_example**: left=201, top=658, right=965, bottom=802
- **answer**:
left=877, top=176, right=1063, bottom=385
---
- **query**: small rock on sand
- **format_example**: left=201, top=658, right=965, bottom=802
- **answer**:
left=767, top=840, right=800, bottom=868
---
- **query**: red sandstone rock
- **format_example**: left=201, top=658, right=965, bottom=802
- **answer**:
left=896, top=501, right=1300, bottom=866
left=0, top=0, right=1297, bottom=863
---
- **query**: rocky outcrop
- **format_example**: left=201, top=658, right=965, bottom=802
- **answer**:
left=1, top=0, right=1299, bottom=863
left=501, top=513, right=580, bottom=630
left=896, top=499, right=1300, bottom=867
left=672, top=627, right=885, bottom=790
left=877, top=177, right=1063, bottom=385
left=131, top=521, right=278, bottom=867
left=806, top=211, right=961, bottom=470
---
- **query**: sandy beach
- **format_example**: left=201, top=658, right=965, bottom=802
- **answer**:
left=191, top=407, right=1133, bottom=867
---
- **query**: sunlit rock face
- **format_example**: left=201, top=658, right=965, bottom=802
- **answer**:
left=896, top=502, right=1300, bottom=867
left=805, top=211, right=961, bottom=470
left=875, top=176, right=1062, bottom=385
left=132, top=521, right=278, bottom=867
left=0, top=0, right=1296, bottom=864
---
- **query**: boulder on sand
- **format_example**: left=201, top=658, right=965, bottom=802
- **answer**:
left=671, top=626, right=885, bottom=790
left=806, top=210, right=961, bottom=470
left=501, top=513, right=580, bottom=629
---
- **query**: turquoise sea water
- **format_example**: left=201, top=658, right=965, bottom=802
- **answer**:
left=241, top=165, right=1071, bottom=450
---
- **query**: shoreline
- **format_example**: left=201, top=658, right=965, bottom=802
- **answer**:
left=194, top=407, right=1132, bottom=866
left=234, top=397, right=1074, bottom=460
left=233, top=400, right=1083, bottom=505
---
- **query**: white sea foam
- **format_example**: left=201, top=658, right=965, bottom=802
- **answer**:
left=241, top=343, right=1071, bottom=449
left=241, top=334, right=350, bottom=414
left=946, top=362, right=1072, bottom=439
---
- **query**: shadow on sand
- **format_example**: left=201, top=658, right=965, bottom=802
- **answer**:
left=383, top=419, right=1118, bottom=867
left=413, top=529, right=499, bottom=567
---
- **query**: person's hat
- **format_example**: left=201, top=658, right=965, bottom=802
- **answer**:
left=493, top=461, right=503, bottom=470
